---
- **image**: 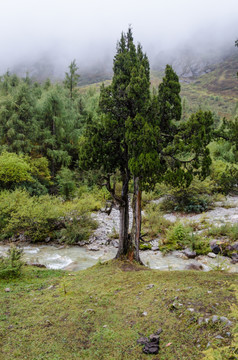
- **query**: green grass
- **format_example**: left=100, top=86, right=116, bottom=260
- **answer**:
left=0, top=262, right=237, bottom=359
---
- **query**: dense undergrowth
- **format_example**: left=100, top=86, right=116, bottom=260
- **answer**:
left=0, top=186, right=105, bottom=244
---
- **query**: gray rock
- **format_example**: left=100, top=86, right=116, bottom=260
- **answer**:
left=152, top=245, right=159, bottom=251
left=142, top=311, right=148, bottom=316
left=231, top=242, right=238, bottom=251
left=207, top=252, right=217, bottom=258
left=187, top=308, right=195, bottom=312
left=111, top=240, right=119, bottom=248
left=156, top=328, right=163, bottom=335
left=198, top=317, right=204, bottom=325
left=185, top=262, right=204, bottom=271
left=5, top=288, right=10, bottom=292
left=211, top=315, right=219, bottom=323
left=143, top=343, right=159, bottom=355
left=220, top=316, right=232, bottom=327
left=210, top=240, right=221, bottom=254
left=87, top=245, right=100, bottom=251
left=215, top=335, right=224, bottom=340
left=149, top=334, right=160, bottom=343
left=146, top=284, right=155, bottom=289
left=45, top=237, right=51, bottom=243
left=137, top=337, right=149, bottom=345
left=183, top=248, right=197, bottom=259
left=231, top=253, right=238, bottom=264
left=220, top=316, right=228, bottom=323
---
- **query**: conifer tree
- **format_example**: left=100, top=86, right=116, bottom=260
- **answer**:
left=79, top=29, right=214, bottom=263
left=64, top=60, right=80, bottom=99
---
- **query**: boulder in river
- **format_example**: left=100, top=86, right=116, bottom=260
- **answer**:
left=183, top=248, right=197, bottom=259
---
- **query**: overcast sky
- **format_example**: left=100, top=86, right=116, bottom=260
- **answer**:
left=0, top=0, right=237, bottom=73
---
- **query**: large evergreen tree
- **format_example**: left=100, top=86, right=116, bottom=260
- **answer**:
left=79, top=28, right=214, bottom=263
left=80, top=28, right=151, bottom=260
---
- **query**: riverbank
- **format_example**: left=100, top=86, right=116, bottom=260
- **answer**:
left=0, top=261, right=237, bottom=360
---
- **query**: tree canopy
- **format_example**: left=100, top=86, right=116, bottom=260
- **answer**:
left=79, top=28, right=214, bottom=262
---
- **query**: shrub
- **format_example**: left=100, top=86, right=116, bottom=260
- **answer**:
left=59, top=215, right=98, bottom=244
left=142, top=202, right=172, bottom=240
left=0, top=151, right=33, bottom=188
left=0, top=245, right=24, bottom=278
left=210, top=160, right=238, bottom=195
left=158, top=177, right=214, bottom=213
left=0, top=189, right=99, bottom=243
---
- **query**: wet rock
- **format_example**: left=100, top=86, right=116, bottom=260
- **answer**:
left=87, top=245, right=100, bottom=251
left=183, top=248, right=197, bottom=259
left=210, top=240, right=221, bottom=254
left=207, top=252, right=217, bottom=258
left=45, top=237, right=51, bottom=243
left=111, top=240, right=119, bottom=248
left=231, top=242, right=238, bottom=251
left=185, top=262, right=204, bottom=271
left=77, top=240, right=88, bottom=246
left=29, top=263, right=46, bottom=268
left=231, top=253, right=238, bottom=264
left=151, top=245, right=159, bottom=251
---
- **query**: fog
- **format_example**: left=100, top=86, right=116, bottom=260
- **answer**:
left=0, top=0, right=237, bottom=78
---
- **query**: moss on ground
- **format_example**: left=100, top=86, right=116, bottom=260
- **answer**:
left=0, top=262, right=237, bottom=359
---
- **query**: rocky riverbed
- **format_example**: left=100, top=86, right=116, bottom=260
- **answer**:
left=0, top=196, right=237, bottom=272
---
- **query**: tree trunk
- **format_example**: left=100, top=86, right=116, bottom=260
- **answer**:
left=128, top=176, right=143, bottom=263
left=116, top=176, right=129, bottom=258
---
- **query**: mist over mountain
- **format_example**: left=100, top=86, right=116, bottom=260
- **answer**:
left=0, top=0, right=237, bottom=84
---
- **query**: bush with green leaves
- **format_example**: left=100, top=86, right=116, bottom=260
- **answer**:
left=210, top=160, right=238, bottom=195
left=0, top=151, right=33, bottom=188
left=0, top=189, right=100, bottom=243
left=160, top=222, right=210, bottom=255
left=60, top=216, right=98, bottom=244
left=0, top=245, right=24, bottom=278
left=158, top=177, right=214, bottom=213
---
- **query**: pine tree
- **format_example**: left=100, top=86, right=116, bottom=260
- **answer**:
left=64, top=60, right=80, bottom=99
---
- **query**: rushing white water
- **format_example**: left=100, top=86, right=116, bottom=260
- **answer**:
left=0, top=244, right=237, bottom=272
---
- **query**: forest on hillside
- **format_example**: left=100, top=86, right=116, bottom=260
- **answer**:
left=0, top=30, right=237, bottom=261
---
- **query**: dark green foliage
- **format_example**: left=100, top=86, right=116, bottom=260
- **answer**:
left=64, top=59, right=80, bottom=99
left=60, top=215, right=98, bottom=244
left=0, top=81, right=38, bottom=154
left=56, top=167, right=76, bottom=199
left=0, top=245, right=24, bottom=278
